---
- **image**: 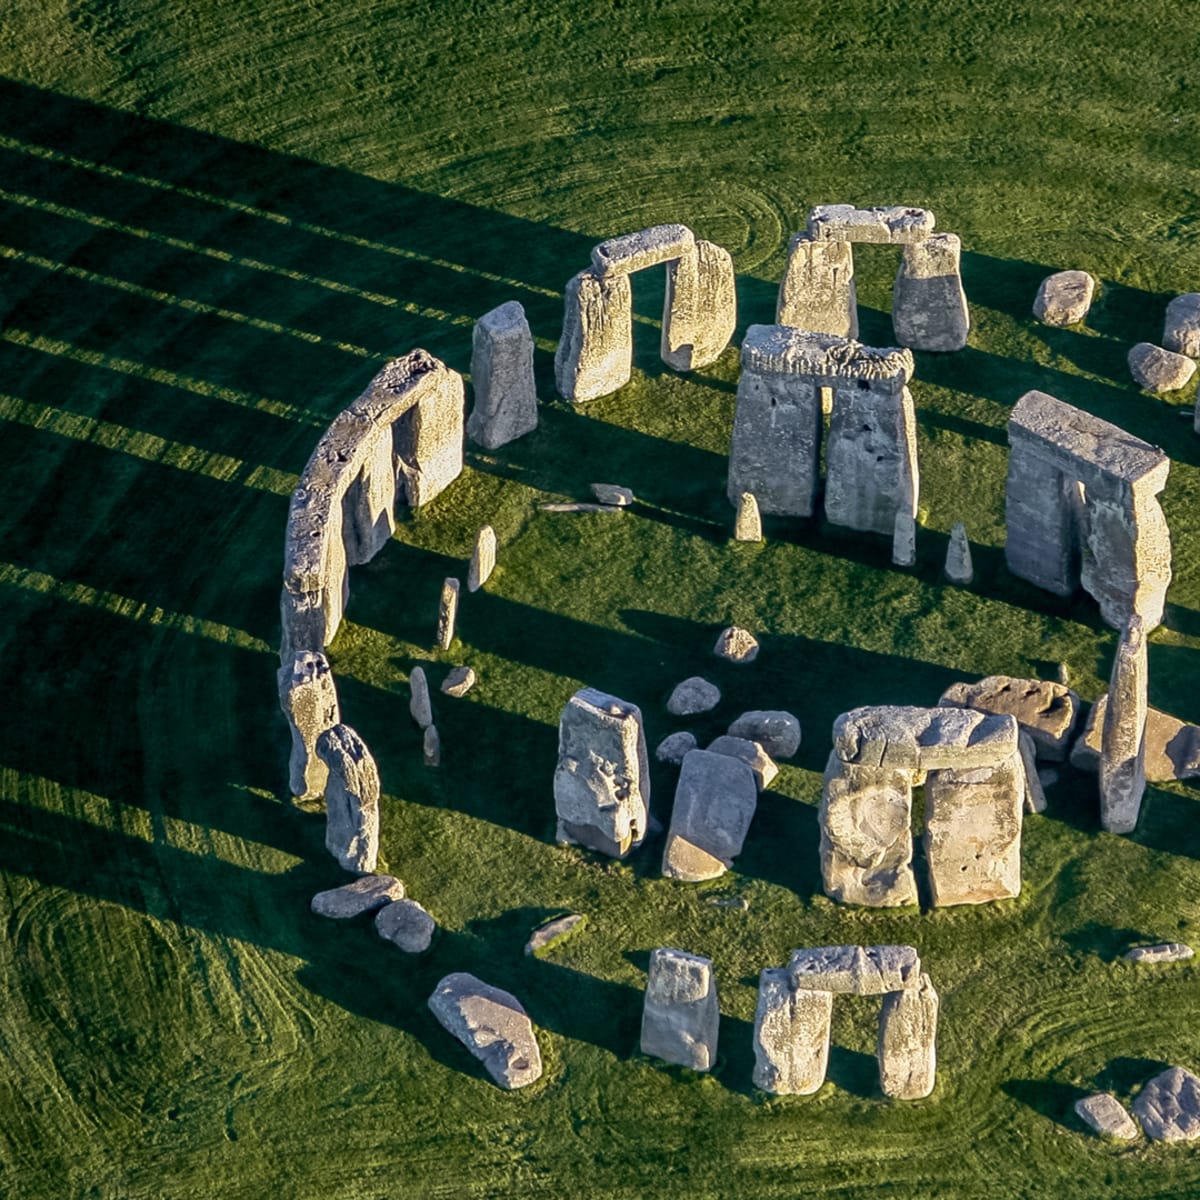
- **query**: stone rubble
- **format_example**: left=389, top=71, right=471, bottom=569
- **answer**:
left=1033, top=270, right=1095, bottom=326
left=316, top=723, right=381, bottom=874
left=666, top=676, right=721, bottom=717
left=640, top=947, right=720, bottom=1071
left=467, top=301, right=538, bottom=450
left=1128, top=342, right=1197, bottom=392
left=468, top=525, right=496, bottom=593
left=376, top=898, right=436, bottom=952
left=311, top=875, right=405, bottom=919
left=727, top=710, right=801, bottom=760
left=662, top=749, right=758, bottom=881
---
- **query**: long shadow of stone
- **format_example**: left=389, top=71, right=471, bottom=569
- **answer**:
left=1001, top=1078, right=1092, bottom=1129
left=1131, top=785, right=1200, bottom=863
left=1060, top=921, right=1149, bottom=964
left=1095, top=1056, right=1173, bottom=1097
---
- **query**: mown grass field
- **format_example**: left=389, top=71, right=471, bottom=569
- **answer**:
left=2, top=3, right=1200, bottom=1197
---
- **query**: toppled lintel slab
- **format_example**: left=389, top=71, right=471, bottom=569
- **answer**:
left=833, top=705, right=1019, bottom=771
left=1009, top=390, right=1169, bottom=487
left=740, top=325, right=913, bottom=390
left=788, top=944, right=921, bottom=994
left=808, top=205, right=935, bottom=244
left=591, top=224, right=696, bottom=277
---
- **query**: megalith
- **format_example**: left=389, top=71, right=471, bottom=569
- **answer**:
left=554, top=268, right=634, bottom=403
left=640, top=947, right=720, bottom=1071
left=877, top=972, right=939, bottom=1099
left=662, top=238, right=737, bottom=370
left=467, top=300, right=538, bottom=449
left=661, top=749, right=758, bottom=881
left=316, top=723, right=381, bottom=873
left=468, top=524, right=496, bottom=592
left=752, top=967, right=833, bottom=1095
left=776, top=235, right=858, bottom=337
left=892, top=233, right=970, bottom=352
left=1099, top=617, right=1148, bottom=834
left=278, top=650, right=340, bottom=799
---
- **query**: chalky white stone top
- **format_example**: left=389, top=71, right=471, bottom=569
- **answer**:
left=788, top=944, right=921, bottom=994
left=590, top=224, right=696, bottom=277
left=740, top=325, right=913, bottom=388
left=808, top=205, right=935, bottom=243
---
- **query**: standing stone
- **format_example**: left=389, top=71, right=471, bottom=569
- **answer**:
left=554, top=688, right=650, bottom=858
left=752, top=967, right=833, bottom=1095
left=375, top=898, right=436, bottom=952
left=316, top=724, right=380, bottom=874
left=555, top=268, right=633, bottom=403
left=944, top=522, right=973, bottom=584
left=877, top=972, right=939, bottom=1099
left=727, top=710, right=801, bottom=759
left=713, top=625, right=759, bottom=663
left=423, top=724, right=441, bottom=767
left=409, top=665, right=433, bottom=729
left=1128, top=342, right=1197, bottom=392
left=734, top=492, right=763, bottom=542
left=639, top=948, right=720, bottom=1071
left=1075, top=1093, right=1140, bottom=1140
left=437, top=577, right=460, bottom=649
left=278, top=650, right=340, bottom=799
left=662, top=749, right=758, bottom=881
left=1033, top=271, right=1095, bottom=326
left=1133, top=1067, right=1200, bottom=1141
left=662, top=239, right=737, bottom=370
left=775, top=235, right=858, bottom=337
left=441, top=666, right=476, bottom=697
left=468, top=525, right=497, bottom=593
left=1100, top=617, right=1148, bottom=835
left=893, top=510, right=916, bottom=567
left=892, top=233, right=970, bottom=352
left=1163, top=293, right=1200, bottom=356
left=393, top=360, right=465, bottom=509
left=1018, top=731, right=1047, bottom=814
left=467, top=301, right=538, bottom=450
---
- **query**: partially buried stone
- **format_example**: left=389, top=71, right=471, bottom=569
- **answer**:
left=944, top=522, right=973, bottom=584
left=656, top=730, right=697, bottom=764
left=376, top=898, right=435, bottom=952
left=667, top=676, right=721, bottom=716
left=1164, top=293, right=1200, bottom=357
left=441, top=666, right=476, bottom=697
left=1128, top=342, right=1196, bottom=392
left=1075, top=1093, right=1139, bottom=1140
left=1033, top=270, right=1095, bottom=326
left=423, top=724, right=441, bottom=767
left=468, top=525, right=496, bottom=592
left=706, top=735, right=778, bottom=790
left=1124, top=943, right=1194, bottom=964
left=1133, top=1067, right=1200, bottom=1141
left=727, top=710, right=800, bottom=759
left=525, top=913, right=585, bottom=956
left=734, top=492, right=763, bottom=542
left=639, top=947, right=720, bottom=1071
left=590, top=482, right=635, bottom=506
left=714, top=625, right=759, bottom=663
left=409, top=665, right=433, bottom=729
left=311, top=874, right=405, bottom=919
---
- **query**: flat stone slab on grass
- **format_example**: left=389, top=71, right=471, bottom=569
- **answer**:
left=667, top=676, right=721, bottom=716
left=1071, top=697, right=1200, bottom=781
left=1033, top=270, right=1095, bottom=326
left=375, top=898, right=435, bottom=952
left=1128, top=342, right=1197, bottom=392
left=590, top=482, right=635, bottom=506
left=525, top=913, right=586, bottom=957
left=1134, top=1067, right=1200, bottom=1141
left=311, top=875, right=404, bottom=919
left=727, top=710, right=800, bottom=759
left=1075, top=1092, right=1139, bottom=1140
left=1124, top=943, right=1194, bottom=964
left=788, top=944, right=921, bottom=995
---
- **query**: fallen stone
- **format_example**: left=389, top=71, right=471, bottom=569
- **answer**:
left=376, top=898, right=435, bottom=952
left=1018, top=731, right=1047, bottom=815
left=278, top=650, right=341, bottom=799
left=427, top=972, right=543, bottom=1090
left=1075, top=1092, right=1139, bottom=1140
left=775, top=234, right=858, bottom=337
left=1071, top=696, right=1200, bottom=781
left=788, top=944, right=921, bottom=995
left=808, top=205, right=935, bottom=244
left=1164, top=293, right=1200, bottom=357
left=727, top=710, right=801, bottom=760
left=878, top=971, right=939, bottom=1099
left=714, top=626, right=759, bottom=663
left=554, top=268, right=633, bottom=403
left=525, top=913, right=586, bottom=957
left=706, top=894, right=749, bottom=910
left=1129, top=342, right=1196, bottom=392
left=944, top=521, right=973, bottom=585
left=734, top=491, right=763, bottom=542
left=441, top=665, right=476, bottom=697
left=662, top=749, right=758, bottom=881
left=834, top=706, right=1019, bottom=772
left=590, top=482, right=635, bottom=507
left=1133, top=1067, right=1200, bottom=1141
left=1033, top=270, right=1095, bottom=326
left=893, top=509, right=916, bottom=567
left=423, top=724, right=441, bottom=767
left=591, top=224, right=696, bottom=278
left=939, top=675, right=1080, bottom=762
left=468, top=525, right=496, bottom=593
left=892, top=232, right=970, bottom=352
left=1100, top=617, right=1148, bottom=835
left=539, top=501, right=625, bottom=513
left=467, top=300, right=538, bottom=450
left=656, top=731, right=697, bottom=764
left=706, top=735, right=778, bottom=790
left=409, top=665, right=433, bottom=729
left=436, top=577, right=460, bottom=649
left=1124, top=943, right=1194, bottom=964
left=639, top=947, right=720, bottom=1071
left=311, top=874, right=404, bottom=919
left=752, top=967, right=833, bottom=1095
left=667, top=676, right=721, bottom=717
left=316, top=724, right=381, bottom=874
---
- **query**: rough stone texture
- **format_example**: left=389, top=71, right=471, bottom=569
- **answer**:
left=409, top=665, right=433, bottom=729
left=1129, top=342, right=1197, bottom=392
left=877, top=972, right=939, bottom=1099
left=663, top=239, right=737, bottom=370
left=808, top=205, right=935, bottom=244
left=1100, top=618, right=1148, bottom=835
left=1133, top=1067, right=1200, bottom=1141
left=739, top=326, right=914, bottom=384
left=939, top=675, right=1081, bottom=762
left=278, top=650, right=340, bottom=798
left=467, top=301, right=538, bottom=450
left=468, top=525, right=496, bottom=593
left=441, top=666, right=476, bottom=697
left=776, top=235, right=858, bottom=337
left=375, top=898, right=435, bottom=952
left=525, top=914, right=585, bottom=957
left=437, top=577, right=460, bottom=649
left=734, top=491, right=763, bottom=542
left=892, top=233, right=969, bottom=352
left=1075, top=1092, right=1139, bottom=1140
left=924, top=752, right=1024, bottom=906
left=1163, top=293, right=1200, bottom=357
left=752, top=968, right=833, bottom=1095
left=555, top=268, right=633, bottom=403
left=714, top=626, right=759, bottom=663
left=1124, top=943, right=1194, bottom=964
left=820, top=753, right=917, bottom=907
left=834, top=706, right=1019, bottom=772
left=667, top=676, right=721, bottom=717
left=656, top=731, right=697, bottom=764
left=1018, top=732, right=1047, bottom=815
left=662, top=749, right=758, bottom=881
left=539, top=501, right=625, bottom=513
left=311, top=875, right=404, bottom=919
left=893, top=510, right=916, bottom=567
left=727, top=710, right=801, bottom=760
left=590, top=483, right=635, bottom=507
left=554, top=688, right=650, bottom=858
left=789, top=944, right=922, bottom=995
left=944, top=522, right=973, bottom=585
left=316, top=724, right=380, bottom=874
left=1071, top=695, right=1200, bottom=782
left=427, top=972, right=543, bottom=1090
left=639, top=947, right=720, bottom=1071
left=706, top=735, right=778, bottom=791
left=591, top=224, right=696, bottom=277
left=1033, top=270, right=1095, bottom=326
left=423, top=724, right=441, bottom=768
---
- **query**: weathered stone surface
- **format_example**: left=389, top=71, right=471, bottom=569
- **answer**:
left=393, top=364, right=465, bottom=510
left=924, top=753, right=1023, bottom=906
left=714, top=625, right=759, bottom=663
left=1018, top=732, right=1047, bottom=815
left=316, top=724, right=380, bottom=874
left=437, top=577, right=460, bottom=649
left=1164, top=293, right=1200, bottom=357
left=944, top=522, right=973, bottom=585
left=656, top=731, right=698, bottom=764
left=752, top=968, right=833, bottom=1095
left=441, top=665, right=476, bottom=697
left=467, top=301, right=538, bottom=450
left=663, top=239, right=737, bottom=370
left=423, top=724, right=441, bottom=767
left=1071, top=695, right=1200, bottom=782
left=375, top=898, right=435, bottom=952
left=734, top=491, right=763, bottom=542
left=409, top=665, right=433, bottom=729
left=893, top=509, right=916, bottom=567
left=640, top=947, right=719, bottom=1071
left=1075, top=1092, right=1139, bottom=1140
left=1133, top=1067, right=1200, bottom=1141
left=1100, top=618, right=1148, bottom=835
left=278, top=651, right=340, bottom=798
left=667, top=676, right=721, bottom=716
left=939, top=676, right=1080, bottom=762
left=428, top=972, right=543, bottom=1090
left=1033, top=270, right=1095, bottom=326
left=820, top=753, right=917, bottom=907
left=525, top=913, right=585, bottom=957
left=539, top=501, right=625, bottom=513
left=892, top=233, right=969, bottom=352
left=776, top=235, right=858, bottom=337
left=834, top=706, right=1019, bottom=772
left=662, top=749, right=758, bottom=881
left=727, top=710, right=801, bottom=760
left=590, top=482, right=635, bottom=507
left=468, top=525, right=496, bottom=593
left=789, top=944, right=921, bottom=995
left=591, top=224, right=695, bottom=277
left=706, top=735, right=778, bottom=791
left=808, top=205, right=935, bottom=244
left=878, top=971, right=938, bottom=1099
left=738, top=326, right=914, bottom=386
left=1124, top=943, right=1194, bottom=964
left=555, top=268, right=633, bottom=403
left=311, top=874, right=404, bottom=919
left=1129, top=342, right=1196, bottom=392
left=554, top=688, right=649, bottom=858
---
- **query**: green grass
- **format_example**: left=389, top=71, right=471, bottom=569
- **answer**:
left=2, top=4, right=1200, bottom=1196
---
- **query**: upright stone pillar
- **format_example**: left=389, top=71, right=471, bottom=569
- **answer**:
left=662, top=240, right=737, bottom=370
left=316, top=724, right=381, bottom=873
left=776, top=235, right=858, bottom=337
left=343, top=426, right=397, bottom=565
left=640, top=948, right=720, bottom=1071
left=878, top=972, right=939, bottom=1099
left=1100, top=617, right=1148, bottom=834
left=467, top=301, right=538, bottom=449
left=278, top=650, right=341, bottom=799
left=554, top=269, right=633, bottom=402
left=892, top=233, right=970, bottom=352
left=752, top=967, right=833, bottom=1094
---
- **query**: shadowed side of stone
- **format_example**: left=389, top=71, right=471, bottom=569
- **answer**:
left=315, top=723, right=380, bottom=874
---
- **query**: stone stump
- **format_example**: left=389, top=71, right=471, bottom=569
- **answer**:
left=892, top=233, right=969, bottom=351
left=640, top=947, right=720, bottom=1071
left=467, top=300, right=538, bottom=449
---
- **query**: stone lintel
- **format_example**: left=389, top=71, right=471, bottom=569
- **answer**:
left=591, top=224, right=696, bottom=277
left=740, top=325, right=913, bottom=390
left=808, top=205, right=935, bottom=244
left=788, top=944, right=921, bottom=994
left=833, top=705, right=1019, bottom=771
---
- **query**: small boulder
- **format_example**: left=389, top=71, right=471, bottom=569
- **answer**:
left=713, top=626, right=759, bottom=663
left=590, top=482, right=635, bottom=507
left=1164, top=293, right=1200, bottom=357
left=667, top=676, right=721, bottom=716
left=1124, top=943, right=1194, bottom=964
left=1128, top=342, right=1196, bottom=392
left=375, top=898, right=436, bottom=952
left=441, top=665, right=476, bottom=697
left=706, top=735, right=778, bottom=790
left=944, top=522, right=973, bottom=585
left=1133, top=1066, right=1200, bottom=1141
left=311, top=875, right=405, bottom=919
left=656, top=731, right=697, bottom=764
left=525, top=913, right=585, bottom=956
left=1075, top=1092, right=1139, bottom=1140
left=727, top=710, right=801, bottom=760
left=1033, top=270, right=1095, bottom=326
left=734, top=492, right=763, bottom=542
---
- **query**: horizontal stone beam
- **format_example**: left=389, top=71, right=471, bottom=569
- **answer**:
left=833, top=705, right=1019, bottom=771
left=591, top=224, right=696, bottom=277
left=740, top=324, right=912, bottom=390
left=788, top=944, right=921, bottom=994
left=808, top=205, right=935, bottom=244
